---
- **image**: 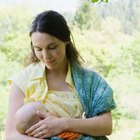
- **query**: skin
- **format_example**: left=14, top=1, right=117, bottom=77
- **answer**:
left=15, top=102, right=79, bottom=139
left=32, top=32, right=70, bottom=91
left=6, top=83, right=44, bottom=140
left=26, top=112, right=112, bottom=138
left=32, top=32, right=68, bottom=71
left=5, top=32, right=112, bottom=140
left=15, top=102, right=46, bottom=134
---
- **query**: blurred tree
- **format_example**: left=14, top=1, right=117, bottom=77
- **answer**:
left=0, top=5, right=31, bottom=63
left=0, top=5, right=33, bottom=90
left=123, top=36, right=140, bottom=76
left=73, top=0, right=101, bottom=31
left=95, top=0, right=140, bottom=34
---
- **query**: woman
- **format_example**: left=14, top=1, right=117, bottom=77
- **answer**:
left=6, top=10, right=116, bottom=140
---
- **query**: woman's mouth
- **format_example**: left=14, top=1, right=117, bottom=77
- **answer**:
left=44, top=60, right=55, bottom=65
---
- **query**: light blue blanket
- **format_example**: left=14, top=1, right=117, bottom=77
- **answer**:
left=50, top=64, right=116, bottom=140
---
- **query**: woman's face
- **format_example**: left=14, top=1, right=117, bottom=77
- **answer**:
left=31, top=32, right=67, bottom=71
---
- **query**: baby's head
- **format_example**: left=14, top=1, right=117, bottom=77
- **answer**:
left=15, top=102, right=46, bottom=134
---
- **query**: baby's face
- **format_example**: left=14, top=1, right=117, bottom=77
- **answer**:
left=15, top=102, right=46, bottom=134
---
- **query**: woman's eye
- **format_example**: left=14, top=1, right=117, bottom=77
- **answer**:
left=35, top=47, right=42, bottom=51
left=49, top=45, right=57, bottom=49
left=37, top=49, right=42, bottom=51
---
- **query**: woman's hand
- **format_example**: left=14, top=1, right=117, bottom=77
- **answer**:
left=26, top=111, right=66, bottom=139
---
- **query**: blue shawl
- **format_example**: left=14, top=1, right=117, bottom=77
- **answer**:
left=51, top=64, right=116, bottom=140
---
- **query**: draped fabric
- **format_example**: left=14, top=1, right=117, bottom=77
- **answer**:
left=50, top=63, right=116, bottom=140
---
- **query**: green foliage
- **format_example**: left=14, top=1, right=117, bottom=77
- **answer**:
left=74, top=0, right=101, bottom=31
left=133, top=131, right=140, bottom=140
left=95, top=0, right=140, bottom=34
left=115, top=35, right=140, bottom=77
left=127, top=36, right=140, bottom=76
left=0, top=87, right=8, bottom=126
left=0, top=5, right=31, bottom=64
left=91, top=0, right=108, bottom=3
left=74, top=32, right=107, bottom=72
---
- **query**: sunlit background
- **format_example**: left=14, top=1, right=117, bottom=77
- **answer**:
left=0, top=0, right=140, bottom=140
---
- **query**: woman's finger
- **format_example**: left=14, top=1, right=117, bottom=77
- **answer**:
left=34, top=130, right=49, bottom=138
left=30, top=125, right=45, bottom=136
left=34, top=131, right=44, bottom=138
left=36, top=110, right=46, bottom=119
left=36, top=111, right=52, bottom=119
left=39, top=133, right=50, bottom=139
left=25, top=120, right=43, bottom=134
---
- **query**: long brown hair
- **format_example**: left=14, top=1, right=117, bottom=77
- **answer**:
left=27, top=10, right=83, bottom=66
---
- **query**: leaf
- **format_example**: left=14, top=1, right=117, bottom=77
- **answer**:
left=91, top=0, right=108, bottom=3
left=91, top=0, right=99, bottom=3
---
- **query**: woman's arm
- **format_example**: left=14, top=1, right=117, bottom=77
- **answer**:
left=5, top=82, right=43, bottom=140
left=25, top=111, right=112, bottom=138
left=65, top=112, right=112, bottom=137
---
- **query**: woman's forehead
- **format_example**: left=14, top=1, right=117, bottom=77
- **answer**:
left=31, top=32, right=59, bottom=45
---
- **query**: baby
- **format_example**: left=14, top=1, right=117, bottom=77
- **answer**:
left=15, top=102, right=79, bottom=140
left=15, top=102, right=46, bottom=134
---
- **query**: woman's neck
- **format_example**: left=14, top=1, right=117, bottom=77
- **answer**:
left=46, top=59, right=68, bottom=77
left=45, top=59, right=70, bottom=91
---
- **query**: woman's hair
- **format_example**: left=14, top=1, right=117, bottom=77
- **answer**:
left=28, top=10, right=83, bottom=65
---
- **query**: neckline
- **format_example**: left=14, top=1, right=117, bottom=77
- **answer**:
left=48, top=90, right=72, bottom=93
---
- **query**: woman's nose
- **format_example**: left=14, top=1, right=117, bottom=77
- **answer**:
left=43, top=50, right=51, bottom=59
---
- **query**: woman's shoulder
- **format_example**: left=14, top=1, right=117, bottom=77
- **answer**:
left=8, top=62, right=43, bottom=93
left=81, top=66, right=103, bottom=80
left=23, top=62, right=41, bottom=71
left=80, top=66, right=112, bottom=90
left=83, top=67, right=111, bottom=88
left=19, top=62, right=43, bottom=75
left=10, top=62, right=42, bottom=81
left=71, top=64, right=104, bottom=83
